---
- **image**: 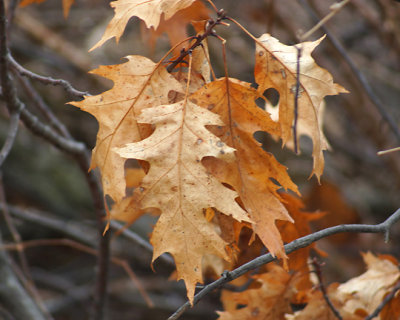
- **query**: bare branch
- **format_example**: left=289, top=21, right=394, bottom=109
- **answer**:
left=168, top=208, right=400, bottom=320
left=8, top=54, right=90, bottom=99
left=312, top=258, right=342, bottom=320
left=0, top=108, right=20, bottom=167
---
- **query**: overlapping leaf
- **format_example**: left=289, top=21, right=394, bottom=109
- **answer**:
left=191, top=78, right=298, bottom=261
left=70, top=56, right=183, bottom=202
left=90, top=0, right=198, bottom=50
left=255, top=34, right=348, bottom=179
left=115, top=99, right=251, bottom=303
left=218, top=265, right=293, bottom=319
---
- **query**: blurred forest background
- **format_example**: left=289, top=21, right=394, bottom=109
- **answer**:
left=0, top=0, right=399, bottom=319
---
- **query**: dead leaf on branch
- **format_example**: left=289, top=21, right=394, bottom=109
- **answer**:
left=115, top=99, right=252, bottom=303
left=90, top=0, right=199, bottom=51
left=255, top=34, right=348, bottom=180
left=287, top=253, right=400, bottom=319
left=70, top=56, right=183, bottom=202
left=191, top=78, right=298, bottom=262
left=217, top=264, right=294, bottom=320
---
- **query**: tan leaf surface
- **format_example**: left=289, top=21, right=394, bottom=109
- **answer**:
left=336, top=252, right=400, bottom=317
left=191, top=78, right=298, bottom=261
left=90, top=0, right=197, bottom=50
left=143, top=2, right=210, bottom=56
left=70, top=56, right=183, bottom=202
left=218, top=265, right=293, bottom=319
left=115, top=100, right=251, bottom=303
left=255, top=34, right=348, bottom=179
left=287, top=253, right=400, bottom=319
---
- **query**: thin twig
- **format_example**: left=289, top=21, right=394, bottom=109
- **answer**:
left=0, top=108, right=20, bottom=167
left=8, top=54, right=90, bottom=99
left=299, top=0, right=351, bottom=42
left=298, top=0, right=400, bottom=143
left=0, top=238, right=153, bottom=307
left=293, top=46, right=302, bottom=154
left=168, top=208, right=400, bottom=320
left=74, top=155, right=110, bottom=320
left=378, top=146, right=400, bottom=156
left=311, top=258, right=342, bottom=320
left=166, top=9, right=229, bottom=73
left=15, top=72, right=72, bottom=138
left=365, top=280, right=400, bottom=320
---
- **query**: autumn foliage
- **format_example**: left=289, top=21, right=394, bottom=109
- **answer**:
left=38, top=0, right=398, bottom=318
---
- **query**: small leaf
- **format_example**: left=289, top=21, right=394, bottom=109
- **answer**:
left=255, top=34, right=348, bottom=179
left=90, top=0, right=198, bottom=50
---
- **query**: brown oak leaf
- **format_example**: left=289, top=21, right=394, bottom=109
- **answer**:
left=255, top=34, right=348, bottom=179
left=70, top=56, right=183, bottom=202
left=115, top=99, right=251, bottom=303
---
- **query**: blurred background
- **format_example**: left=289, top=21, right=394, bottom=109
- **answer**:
left=0, top=0, right=399, bottom=318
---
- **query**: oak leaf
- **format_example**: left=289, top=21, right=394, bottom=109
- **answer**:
left=115, top=99, right=252, bottom=303
left=277, top=193, right=325, bottom=303
left=287, top=253, right=400, bottom=319
left=191, top=78, right=298, bottom=262
left=90, top=0, right=198, bottom=51
left=70, top=56, right=183, bottom=202
left=218, top=265, right=293, bottom=319
left=255, top=34, right=348, bottom=179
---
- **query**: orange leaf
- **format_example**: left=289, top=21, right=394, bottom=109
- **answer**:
left=277, top=193, right=325, bottom=303
left=255, top=34, right=348, bottom=179
left=217, top=265, right=293, bottom=319
left=90, top=0, right=198, bottom=51
left=20, top=0, right=74, bottom=18
left=191, top=77, right=298, bottom=262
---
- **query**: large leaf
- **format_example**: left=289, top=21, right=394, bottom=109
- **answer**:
left=115, top=99, right=251, bottom=303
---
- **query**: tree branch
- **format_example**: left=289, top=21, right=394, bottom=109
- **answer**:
left=168, top=208, right=400, bottom=320
left=8, top=54, right=90, bottom=99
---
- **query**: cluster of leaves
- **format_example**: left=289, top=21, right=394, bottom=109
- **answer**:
left=36, top=0, right=397, bottom=318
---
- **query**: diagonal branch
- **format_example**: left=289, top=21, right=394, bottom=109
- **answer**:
left=168, top=208, right=400, bottom=320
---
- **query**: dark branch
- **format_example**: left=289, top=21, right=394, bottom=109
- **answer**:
left=166, top=9, right=228, bottom=73
left=312, top=258, right=342, bottom=320
left=168, top=208, right=400, bottom=320
left=365, top=280, right=400, bottom=320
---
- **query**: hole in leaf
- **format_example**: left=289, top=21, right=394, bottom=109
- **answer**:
left=255, top=97, right=265, bottom=109
left=263, top=88, right=279, bottom=107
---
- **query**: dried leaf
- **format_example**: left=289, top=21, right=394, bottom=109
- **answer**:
left=218, top=265, right=293, bottom=319
left=90, top=0, right=197, bottom=50
left=191, top=78, right=298, bottom=262
left=20, top=0, right=74, bottom=18
left=70, top=56, right=183, bottom=202
left=115, top=99, right=251, bottom=303
left=255, top=34, right=348, bottom=179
